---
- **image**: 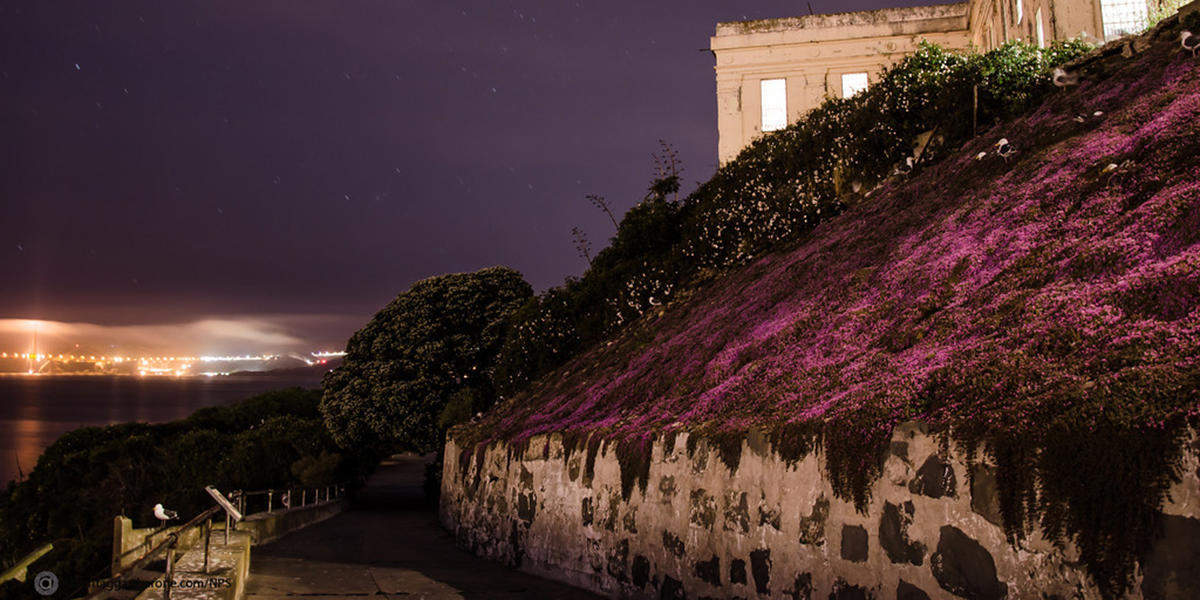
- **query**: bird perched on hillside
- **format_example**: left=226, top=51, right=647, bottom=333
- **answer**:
left=895, top=155, right=915, bottom=175
left=975, top=151, right=988, bottom=160
left=153, top=503, right=178, bottom=525
left=1052, top=67, right=1080, bottom=87
left=995, top=138, right=1015, bottom=162
left=1073, top=110, right=1105, bottom=123
left=1183, top=31, right=1199, bottom=57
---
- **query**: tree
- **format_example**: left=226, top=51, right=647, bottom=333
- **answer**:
left=320, top=266, right=533, bottom=453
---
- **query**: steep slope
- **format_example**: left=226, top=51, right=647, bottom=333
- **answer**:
left=455, top=23, right=1200, bottom=596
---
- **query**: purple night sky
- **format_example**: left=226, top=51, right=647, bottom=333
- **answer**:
left=0, top=0, right=921, bottom=353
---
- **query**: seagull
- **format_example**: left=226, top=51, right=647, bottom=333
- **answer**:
left=975, top=151, right=988, bottom=160
left=1182, top=31, right=1199, bottom=58
left=153, top=503, right=178, bottom=524
left=895, top=155, right=914, bottom=175
left=994, top=138, right=1015, bottom=162
left=1052, top=67, right=1080, bottom=87
left=1102, top=160, right=1135, bottom=184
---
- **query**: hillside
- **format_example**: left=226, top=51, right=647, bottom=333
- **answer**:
left=455, top=20, right=1200, bottom=595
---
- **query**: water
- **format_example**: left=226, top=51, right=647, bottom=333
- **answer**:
left=0, top=374, right=324, bottom=487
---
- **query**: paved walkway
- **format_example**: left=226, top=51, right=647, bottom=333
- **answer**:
left=245, top=455, right=599, bottom=599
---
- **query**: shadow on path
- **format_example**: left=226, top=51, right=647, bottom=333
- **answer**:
left=246, top=454, right=600, bottom=599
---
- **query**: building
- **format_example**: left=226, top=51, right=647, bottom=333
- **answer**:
left=711, top=0, right=1159, bottom=163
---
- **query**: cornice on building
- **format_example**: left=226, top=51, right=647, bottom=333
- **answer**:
left=712, top=2, right=971, bottom=49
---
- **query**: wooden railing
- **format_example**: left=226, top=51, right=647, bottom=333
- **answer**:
left=70, top=482, right=347, bottom=599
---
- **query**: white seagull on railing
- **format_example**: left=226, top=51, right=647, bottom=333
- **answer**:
left=153, top=503, right=178, bottom=524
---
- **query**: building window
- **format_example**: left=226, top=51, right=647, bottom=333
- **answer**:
left=841, top=73, right=869, bottom=98
left=1016, top=0, right=1024, bottom=23
left=760, top=78, right=787, bottom=132
left=1035, top=8, right=1046, bottom=47
left=1100, top=0, right=1147, bottom=38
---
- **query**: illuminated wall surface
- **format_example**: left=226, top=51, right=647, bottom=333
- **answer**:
left=443, top=429, right=1200, bottom=599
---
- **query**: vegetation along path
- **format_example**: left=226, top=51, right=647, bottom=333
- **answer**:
left=245, top=454, right=598, bottom=599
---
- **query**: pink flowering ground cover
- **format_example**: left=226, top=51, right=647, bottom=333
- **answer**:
left=456, top=33, right=1199, bottom=595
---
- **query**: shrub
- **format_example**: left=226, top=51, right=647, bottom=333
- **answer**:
left=321, top=266, right=533, bottom=452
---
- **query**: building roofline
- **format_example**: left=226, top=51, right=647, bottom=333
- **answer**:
left=714, top=2, right=970, bottom=37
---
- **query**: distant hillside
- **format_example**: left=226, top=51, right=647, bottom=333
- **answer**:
left=458, top=19, right=1200, bottom=596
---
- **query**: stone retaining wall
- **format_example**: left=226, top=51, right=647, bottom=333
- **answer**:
left=441, top=423, right=1200, bottom=599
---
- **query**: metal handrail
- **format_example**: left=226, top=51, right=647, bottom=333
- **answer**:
left=82, top=505, right=222, bottom=600
left=235, top=483, right=347, bottom=515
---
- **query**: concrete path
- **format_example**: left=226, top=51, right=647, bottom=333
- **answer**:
left=245, top=455, right=600, bottom=599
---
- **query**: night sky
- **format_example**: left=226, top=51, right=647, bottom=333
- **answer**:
left=1, top=0, right=918, bottom=353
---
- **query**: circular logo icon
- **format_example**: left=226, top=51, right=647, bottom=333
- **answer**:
left=33, top=571, right=59, bottom=596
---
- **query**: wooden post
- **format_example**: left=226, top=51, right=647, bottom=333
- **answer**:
left=165, top=542, right=176, bottom=600
left=267, top=490, right=273, bottom=513
left=203, top=519, right=211, bottom=574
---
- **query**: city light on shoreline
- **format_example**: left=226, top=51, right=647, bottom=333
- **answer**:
left=0, top=350, right=346, bottom=377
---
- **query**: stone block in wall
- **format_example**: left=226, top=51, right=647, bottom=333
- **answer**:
left=929, top=525, right=1007, bottom=600
left=909, top=453, right=957, bottom=498
left=878, top=501, right=925, bottom=566
left=839, top=524, right=869, bottom=563
left=969, top=463, right=1003, bottom=526
left=896, top=579, right=931, bottom=600
left=798, top=494, right=829, bottom=546
left=1140, top=514, right=1200, bottom=598
left=749, top=548, right=771, bottom=595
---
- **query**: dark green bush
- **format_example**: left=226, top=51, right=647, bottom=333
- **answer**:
left=320, top=266, right=533, bottom=453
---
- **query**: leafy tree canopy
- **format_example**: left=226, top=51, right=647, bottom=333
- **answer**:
left=321, top=266, right=532, bottom=453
